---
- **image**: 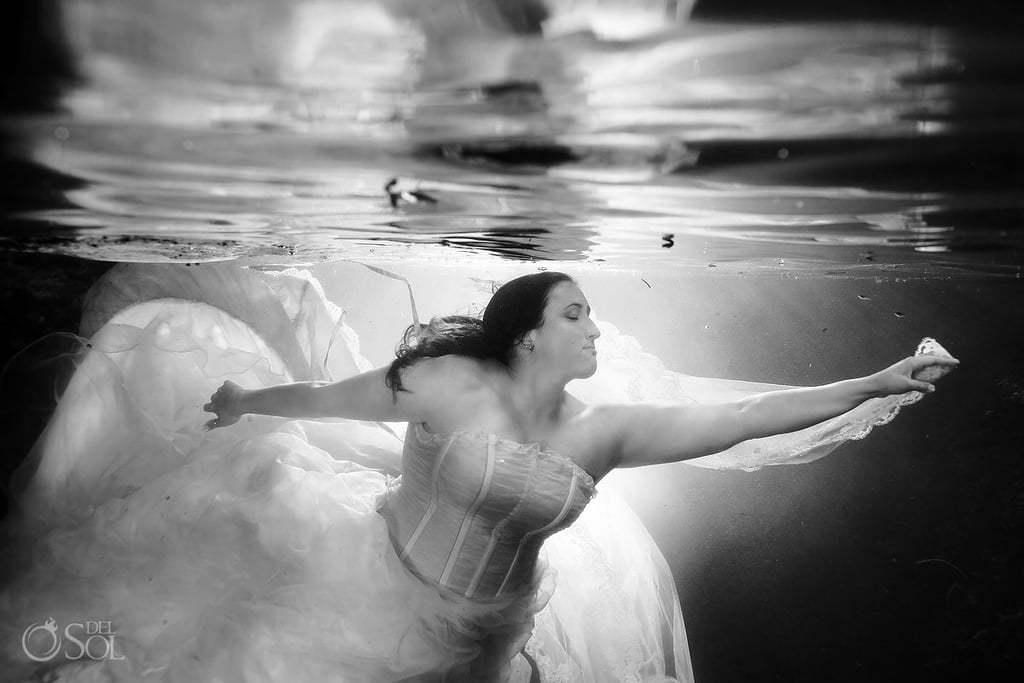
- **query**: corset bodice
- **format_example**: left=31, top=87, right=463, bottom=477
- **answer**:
left=379, top=423, right=596, bottom=599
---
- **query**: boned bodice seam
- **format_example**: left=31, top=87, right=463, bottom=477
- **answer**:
left=412, top=422, right=598, bottom=494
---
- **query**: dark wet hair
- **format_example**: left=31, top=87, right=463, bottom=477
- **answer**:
left=385, top=271, right=575, bottom=396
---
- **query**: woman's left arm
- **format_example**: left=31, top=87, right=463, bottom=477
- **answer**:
left=604, top=353, right=959, bottom=469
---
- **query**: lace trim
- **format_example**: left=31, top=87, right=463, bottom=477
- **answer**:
left=694, top=336, right=956, bottom=471
left=823, top=338, right=954, bottom=441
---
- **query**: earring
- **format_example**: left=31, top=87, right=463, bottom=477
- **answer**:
left=521, top=340, right=535, bottom=352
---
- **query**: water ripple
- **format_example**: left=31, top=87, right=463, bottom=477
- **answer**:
left=2, top=16, right=1022, bottom=276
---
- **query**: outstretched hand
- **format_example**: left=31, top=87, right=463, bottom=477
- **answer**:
left=204, top=380, right=245, bottom=430
left=870, top=353, right=959, bottom=397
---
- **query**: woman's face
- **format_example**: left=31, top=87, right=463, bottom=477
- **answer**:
left=529, top=281, right=601, bottom=379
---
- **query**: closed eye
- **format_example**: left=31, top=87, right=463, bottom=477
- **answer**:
left=564, top=302, right=590, bottom=321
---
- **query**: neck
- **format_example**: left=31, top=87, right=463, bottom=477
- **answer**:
left=505, top=360, right=569, bottom=428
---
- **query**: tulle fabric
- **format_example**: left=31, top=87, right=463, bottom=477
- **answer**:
left=531, top=490, right=693, bottom=682
left=2, top=296, right=544, bottom=681
left=0, top=262, right=946, bottom=682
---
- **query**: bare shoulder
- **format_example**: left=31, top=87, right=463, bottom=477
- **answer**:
left=395, top=355, right=492, bottom=403
left=553, top=397, right=627, bottom=481
left=397, top=355, right=508, bottom=430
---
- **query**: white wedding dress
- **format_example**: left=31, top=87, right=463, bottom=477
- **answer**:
left=0, top=263, right=949, bottom=682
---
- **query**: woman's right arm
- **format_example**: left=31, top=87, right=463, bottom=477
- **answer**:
left=204, top=362, right=443, bottom=430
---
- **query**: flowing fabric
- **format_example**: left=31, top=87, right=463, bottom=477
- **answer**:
left=571, top=321, right=953, bottom=472
left=0, top=263, right=949, bottom=682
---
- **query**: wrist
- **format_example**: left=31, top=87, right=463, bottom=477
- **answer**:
left=234, top=387, right=252, bottom=415
left=858, top=373, right=887, bottom=399
left=851, top=374, right=884, bottom=401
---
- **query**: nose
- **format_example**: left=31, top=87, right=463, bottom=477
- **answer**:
left=586, top=319, right=601, bottom=340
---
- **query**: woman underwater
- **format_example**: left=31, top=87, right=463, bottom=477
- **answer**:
left=1, top=265, right=957, bottom=682
left=204, top=270, right=957, bottom=681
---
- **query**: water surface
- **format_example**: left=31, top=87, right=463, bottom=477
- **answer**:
left=3, top=11, right=1022, bottom=276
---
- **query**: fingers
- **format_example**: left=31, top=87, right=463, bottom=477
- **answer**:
left=909, top=353, right=960, bottom=386
left=914, top=354, right=959, bottom=391
left=912, top=381, right=936, bottom=394
left=912, top=354, right=959, bottom=369
left=918, top=354, right=960, bottom=366
left=204, top=418, right=219, bottom=431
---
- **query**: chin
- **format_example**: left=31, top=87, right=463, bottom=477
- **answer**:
left=575, top=362, right=598, bottom=380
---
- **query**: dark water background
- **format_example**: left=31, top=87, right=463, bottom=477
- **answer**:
left=2, top=1, right=1023, bottom=681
